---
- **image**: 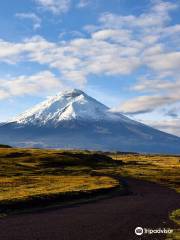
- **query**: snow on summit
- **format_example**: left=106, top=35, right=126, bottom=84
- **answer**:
left=3, top=89, right=180, bottom=154
left=13, top=89, right=125, bottom=126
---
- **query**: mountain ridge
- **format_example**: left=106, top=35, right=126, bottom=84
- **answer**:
left=0, top=89, right=180, bottom=154
left=12, top=89, right=137, bottom=127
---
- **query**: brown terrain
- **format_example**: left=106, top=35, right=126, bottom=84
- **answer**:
left=0, top=177, right=179, bottom=240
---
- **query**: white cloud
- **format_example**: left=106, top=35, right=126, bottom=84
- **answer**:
left=0, top=71, right=63, bottom=99
left=15, top=13, right=41, bottom=30
left=0, top=0, right=179, bottom=136
left=145, top=52, right=180, bottom=72
left=0, top=40, right=23, bottom=63
left=0, top=0, right=179, bottom=101
left=0, top=35, right=142, bottom=85
left=0, top=36, right=56, bottom=63
left=113, top=77, right=180, bottom=115
left=116, top=94, right=179, bottom=115
left=77, top=0, right=90, bottom=8
left=99, top=1, right=177, bottom=28
left=59, top=30, right=85, bottom=39
left=35, top=0, right=71, bottom=14
left=141, top=119, right=180, bottom=137
left=91, top=29, right=131, bottom=43
left=0, top=90, right=10, bottom=100
left=132, top=78, right=180, bottom=93
left=1, top=1, right=179, bottom=77
left=165, top=107, right=180, bottom=118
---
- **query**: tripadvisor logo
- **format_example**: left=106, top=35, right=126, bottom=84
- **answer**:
left=135, top=227, right=143, bottom=236
left=135, top=226, right=173, bottom=235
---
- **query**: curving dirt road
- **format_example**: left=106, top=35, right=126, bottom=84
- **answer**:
left=0, top=178, right=179, bottom=240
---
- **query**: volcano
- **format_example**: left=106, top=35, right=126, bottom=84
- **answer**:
left=0, top=89, right=180, bottom=154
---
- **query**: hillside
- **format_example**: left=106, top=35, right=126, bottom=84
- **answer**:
left=0, top=89, right=180, bottom=154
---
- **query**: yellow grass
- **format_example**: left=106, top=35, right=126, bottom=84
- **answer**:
left=109, top=153, right=180, bottom=192
left=0, top=148, right=119, bottom=205
left=166, top=209, right=180, bottom=240
left=0, top=146, right=179, bottom=238
left=108, top=153, right=180, bottom=240
left=0, top=175, right=117, bottom=202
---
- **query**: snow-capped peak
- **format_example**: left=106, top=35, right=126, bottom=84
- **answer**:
left=13, top=89, right=134, bottom=126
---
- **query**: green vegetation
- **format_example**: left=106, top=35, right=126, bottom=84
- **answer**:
left=170, top=209, right=180, bottom=226
left=0, top=144, right=12, bottom=148
left=166, top=209, right=180, bottom=240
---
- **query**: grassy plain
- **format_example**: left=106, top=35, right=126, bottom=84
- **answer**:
left=108, top=153, right=180, bottom=192
left=0, top=147, right=179, bottom=238
left=108, top=153, right=180, bottom=240
left=0, top=147, right=120, bottom=213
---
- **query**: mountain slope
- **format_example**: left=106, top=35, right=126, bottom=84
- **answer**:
left=0, top=89, right=180, bottom=154
left=13, top=89, right=133, bottom=126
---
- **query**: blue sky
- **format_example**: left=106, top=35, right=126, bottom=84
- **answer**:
left=0, top=0, right=180, bottom=136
